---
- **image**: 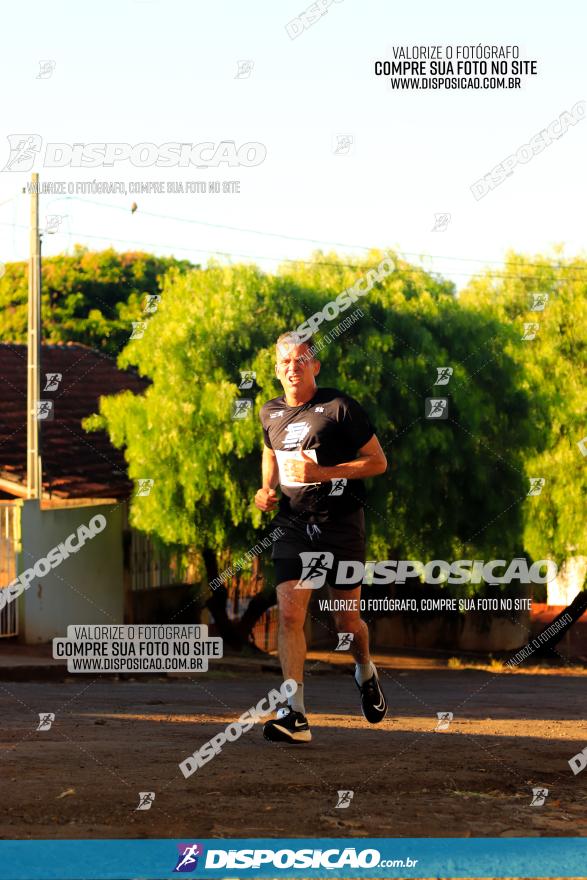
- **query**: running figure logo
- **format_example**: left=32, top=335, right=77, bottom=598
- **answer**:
left=2, top=134, right=42, bottom=171
left=435, top=711, right=453, bottom=731
left=135, top=791, right=155, bottom=811
left=329, top=478, right=347, bottom=496
left=335, top=632, right=354, bottom=651
left=530, top=293, right=549, bottom=311
left=143, top=294, right=161, bottom=314
left=130, top=321, right=148, bottom=339
left=173, top=843, right=204, bottom=873
left=37, top=60, right=56, bottom=79
left=36, top=713, right=55, bottom=731
left=425, top=398, right=448, bottom=419
left=431, top=212, right=451, bottom=232
left=530, top=787, right=549, bottom=807
left=522, top=322, right=540, bottom=341
left=232, top=399, right=253, bottom=419
left=434, top=367, right=453, bottom=386
left=36, top=400, right=54, bottom=420
left=296, top=551, right=334, bottom=589
left=335, top=790, right=354, bottom=808
left=238, top=370, right=256, bottom=390
left=43, top=373, right=62, bottom=392
left=527, top=478, right=545, bottom=496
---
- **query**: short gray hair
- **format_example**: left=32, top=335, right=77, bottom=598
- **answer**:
left=275, top=331, right=315, bottom=352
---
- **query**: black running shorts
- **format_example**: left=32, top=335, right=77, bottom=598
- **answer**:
left=270, top=509, right=366, bottom=591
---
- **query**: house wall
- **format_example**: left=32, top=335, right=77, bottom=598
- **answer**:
left=18, top=499, right=124, bottom=644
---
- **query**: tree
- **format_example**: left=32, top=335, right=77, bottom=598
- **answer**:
left=85, top=250, right=544, bottom=648
left=460, top=252, right=587, bottom=657
left=0, top=246, right=196, bottom=354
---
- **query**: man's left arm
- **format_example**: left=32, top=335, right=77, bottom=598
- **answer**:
left=283, top=435, right=387, bottom=483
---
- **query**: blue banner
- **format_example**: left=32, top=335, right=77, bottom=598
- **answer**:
left=0, top=838, right=586, bottom=879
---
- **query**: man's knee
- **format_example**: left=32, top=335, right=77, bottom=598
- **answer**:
left=277, top=582, right=308, bottom=630
left=332, top=611, right=363, bottom=633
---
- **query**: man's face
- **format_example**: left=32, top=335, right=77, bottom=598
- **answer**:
left=275, top=342, right=320, bottom=395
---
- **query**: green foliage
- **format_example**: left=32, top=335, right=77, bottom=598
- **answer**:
left=460, top=252, right=587, bottom=564
left=0, top=245, right=196, bottom=355
left=85, top=251, right=546, bottom=588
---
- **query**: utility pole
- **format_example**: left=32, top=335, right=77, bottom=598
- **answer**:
left=26, top=173, right=41, bottom=498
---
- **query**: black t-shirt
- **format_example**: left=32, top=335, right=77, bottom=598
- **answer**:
left=259, top=387, right=375, bottom=523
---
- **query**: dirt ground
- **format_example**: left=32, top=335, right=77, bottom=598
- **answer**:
left=1, top=660, right=587, bottom=841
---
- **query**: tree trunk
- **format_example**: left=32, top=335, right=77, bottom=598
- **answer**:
left=532, top=590, right=587, bottom=658
left=201, top=549, right=277, bottom=652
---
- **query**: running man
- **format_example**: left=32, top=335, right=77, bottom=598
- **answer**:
left=254, top=332, right=389, bottom=743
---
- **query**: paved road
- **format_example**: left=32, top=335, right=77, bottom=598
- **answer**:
left=1, top=665, right=586, bottom=839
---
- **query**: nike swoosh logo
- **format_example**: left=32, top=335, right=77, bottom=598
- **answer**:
left=294, top=720, right=307, bottom=728
left=372, top=698, right=385, bottom=712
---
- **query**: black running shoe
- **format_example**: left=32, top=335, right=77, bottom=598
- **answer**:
left=263, top=707, right=312, bottom=743
left=357, top=672, right=388, bottom=723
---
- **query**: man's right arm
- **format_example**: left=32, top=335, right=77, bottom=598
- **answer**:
left=255, top=446, right=279, bottom=511
left=262, top=445, right=279, bottom=489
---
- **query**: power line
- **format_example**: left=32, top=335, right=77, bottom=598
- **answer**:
left=0, top=219, right=585, bottom=284
left=59, top=195, right=587, bottom=275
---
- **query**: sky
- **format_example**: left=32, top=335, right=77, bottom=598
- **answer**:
left=0, top=0, right=585, bottom=290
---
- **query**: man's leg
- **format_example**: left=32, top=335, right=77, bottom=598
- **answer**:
left=263, top=577, right=314, bottom=743
left=277, top=579, right=313, bottom=711
left=328, top=585, right=370, bottom=665
left=328, top=584, right=388, bottom=724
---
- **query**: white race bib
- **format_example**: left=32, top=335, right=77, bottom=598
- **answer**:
left=274, top=448, right=320, bottom=488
